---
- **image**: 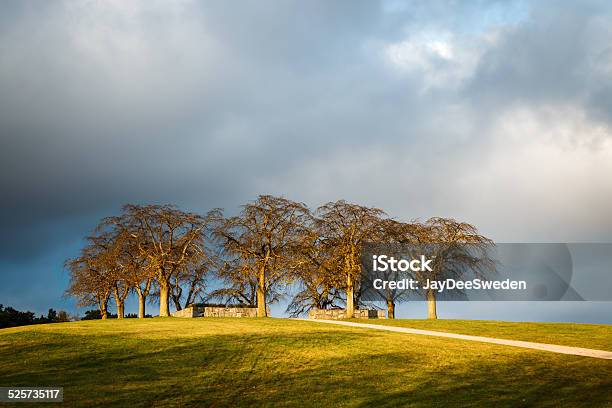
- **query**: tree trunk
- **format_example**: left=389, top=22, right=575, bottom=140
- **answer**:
left=136, top=288, right=146, bottom=319
left=99, top=297, right=108, bottom=320
left=387, top=299, right=395, bottom=319
left=116, top=301, right=125, bottom=319
left=256, top=266, right=267, bottom=317
left=113, top=288, right=125, bottom=319
left=171, top=276, right=183, bottom=312
left=427, top=289, right=437, bottom=319
left=172, top=295, right=182, bottom=312
left=159, top=280, right=170, bottom=317
left=346, top=274, right=354, bottom=318
left=184, top=283, right=200, bottom=310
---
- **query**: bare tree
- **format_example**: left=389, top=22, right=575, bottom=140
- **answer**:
left=214, top=195, right=310, bottom=317
left=315, top=201, right=386, bottom=318
left=170, top=260, right=211, bottom=310
left=286, top=269, right=344, bottom=317
left=130, top=257, right=155, bottom=319
left=65, top=241, right=114, bottom=319
left=375, top=219, right=426, bottom=318
left=65, top=199, right=493, bottom=322
left=170, top=209, right=223, bottom=310
left=95, top=233, right=130, bottom=319
left=418, top=217, right=495, bottom=319
left=115, top=229, right=154, bottom=319
left=121, top=204, right=212, bottom=317
left=93, top=217, right=150, bottom=318
left=207, top=261, right=259, bottom=306
left=287, top=222, right=343, bottom=317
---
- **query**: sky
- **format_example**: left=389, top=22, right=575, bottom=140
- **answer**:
left=1, top=0, right=611, bottom=322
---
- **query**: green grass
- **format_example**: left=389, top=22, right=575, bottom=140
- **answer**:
left=0, top=318, right=610, bottom=407
left=347, top=319, right=612, bottom=351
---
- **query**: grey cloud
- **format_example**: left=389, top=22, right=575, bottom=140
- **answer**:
left=466, top=0, right=612, bottom=128
left=0, top=1, right=611, bottom=319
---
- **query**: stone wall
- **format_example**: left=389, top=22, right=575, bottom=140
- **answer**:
left=200, top=306, right=259, bottom=318
left=308, top=308, right=386, bottom=320
left=171, top=305, right=262, bottom=318
left=171, top=307, right=196, bottom=318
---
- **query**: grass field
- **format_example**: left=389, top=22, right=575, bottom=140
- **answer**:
left=1, top=318, right=611, bottom=407
left=346, top=319, right=612, bottom=351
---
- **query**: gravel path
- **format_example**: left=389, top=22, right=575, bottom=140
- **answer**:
left=300, top=319, right=612, bottom=360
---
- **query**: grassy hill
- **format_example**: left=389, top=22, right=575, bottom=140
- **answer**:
left=0, top=318, right=611, bottom=407
left=345, top=319, right=612, bottom=351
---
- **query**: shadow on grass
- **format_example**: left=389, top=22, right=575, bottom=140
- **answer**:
left=0, top=326, right=610, bottom=407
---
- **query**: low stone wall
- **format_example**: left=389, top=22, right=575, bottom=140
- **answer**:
left=171, top=305, right=260, bottom=318
left=171, top=307, right=196, bottom=318
left=200, top=306, right=259, bottom=318
left=308, top=308, right=386, bottom=320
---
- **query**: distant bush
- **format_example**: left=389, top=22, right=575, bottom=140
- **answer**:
left=81, top=310, right=117, bottom=320
left=0, top=305, right=71, bottom=328
left=81, top=310, right=102, bottom=320
left=81, top=310, right=151, bottom=320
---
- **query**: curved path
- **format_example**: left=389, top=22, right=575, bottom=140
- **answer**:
left=299, top=319, right=612, bottom=360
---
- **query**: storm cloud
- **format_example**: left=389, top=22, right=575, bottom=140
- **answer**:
left=1, top=0, right=611, bottom=319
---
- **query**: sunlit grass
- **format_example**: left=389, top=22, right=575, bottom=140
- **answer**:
left=349, top=318, right=612, bottom=351
left=0, top=318, right=610, bottom=407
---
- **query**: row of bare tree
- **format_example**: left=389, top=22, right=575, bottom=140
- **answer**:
left=66, top=195, right=492, bottom=319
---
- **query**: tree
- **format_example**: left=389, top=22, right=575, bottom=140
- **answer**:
left=287, top=221, right=344, bottom=317
left=86, top=227, right=131, bottom=319
left=170, top=260, right=212, bottom=310
left=169, top=209, right=221, bottom=311
left=46, top=309, right=58, bottom=322
left=124, top=239, right=155, bottom=319
left=65, top=240, right=114, bottom=320
left=375, top=219, right=426, bottom=319
left=121, top=204, right=213, bottom=317
left=315, top=201, right=386, bottom=318
left=0, top=304, right=36, bottom=328
left=81, top=309, right=102, bottom=320
left=57, top=310, right=70, bottom=322
left=418, top=217, right=495, bottom=319
left=207, top=263, right=259, bottom=306
left=101, top=217, right=155, bottom=319
left=214, top=195, right=310, bottom=317
left=286, top=266, right=344, bottom=317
